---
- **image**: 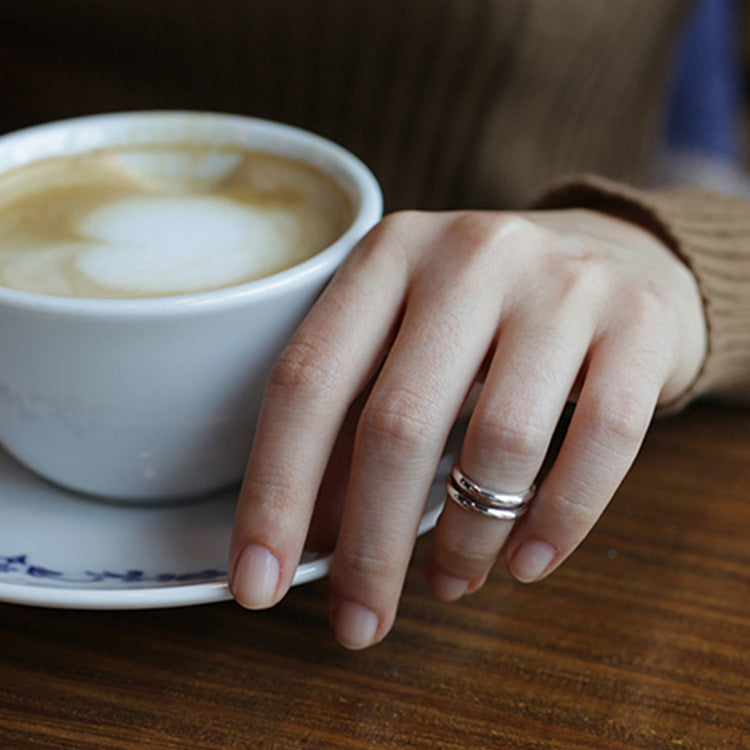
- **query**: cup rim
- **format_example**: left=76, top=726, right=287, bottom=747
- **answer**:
left=0, top=110, right=382, bottom=318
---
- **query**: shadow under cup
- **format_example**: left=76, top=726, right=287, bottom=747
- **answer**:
left=0, top=111, right=382, bottom=502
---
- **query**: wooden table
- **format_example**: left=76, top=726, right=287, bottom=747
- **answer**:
left=1, top=402, right=748, bottom=749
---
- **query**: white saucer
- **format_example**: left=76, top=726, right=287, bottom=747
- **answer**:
left=0, top=446, right=449, bottom=610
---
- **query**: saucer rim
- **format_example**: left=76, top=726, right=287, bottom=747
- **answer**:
left=0, top=493, right=444, bottom=611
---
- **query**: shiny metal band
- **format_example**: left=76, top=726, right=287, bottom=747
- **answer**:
left=446, top=464, right=535, bottom=520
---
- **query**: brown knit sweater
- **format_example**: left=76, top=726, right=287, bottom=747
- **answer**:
left=1, top=0, right=748, bottom=406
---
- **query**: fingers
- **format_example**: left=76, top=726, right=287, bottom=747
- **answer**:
left=228, top=207, right=693, bottom=653
left=423, top=293, right=596, bottom=599
left=229, top=217, right=418, bottom=610
left=504, top=306, right=676, bottom=582
left=327, top=239, right=509, bottom=648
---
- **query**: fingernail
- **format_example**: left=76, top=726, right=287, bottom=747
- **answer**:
left=430, top=572, right=470, bottom=602
left=333, top=601, right=379, bottom=650
left=230, top=544, right=280, bottom=609
left=509, top=540, right=556, bottom=582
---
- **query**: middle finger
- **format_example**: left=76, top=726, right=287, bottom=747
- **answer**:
left=328, top=257, right=505, bottom=648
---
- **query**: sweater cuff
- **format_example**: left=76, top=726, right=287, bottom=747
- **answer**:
left=532, top=173, right=750, bottom=410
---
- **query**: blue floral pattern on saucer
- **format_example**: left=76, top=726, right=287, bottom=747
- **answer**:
left=0, top=554, right=225, bottom=585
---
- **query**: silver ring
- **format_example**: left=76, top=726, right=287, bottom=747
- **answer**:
left=446, top=464, right=536, bottom=520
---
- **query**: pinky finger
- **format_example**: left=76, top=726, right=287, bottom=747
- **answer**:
left=503, top=330, right=671, bottom=583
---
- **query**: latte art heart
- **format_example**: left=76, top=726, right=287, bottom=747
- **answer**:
left=0, top=145, right=352, bottom=298
left=77, top=196, right=293, bottom=294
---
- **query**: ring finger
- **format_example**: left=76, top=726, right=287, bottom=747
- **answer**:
left=424, top=301, right=596, bottom=600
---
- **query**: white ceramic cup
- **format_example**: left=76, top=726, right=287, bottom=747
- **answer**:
left=0, top=111, right=382, bottom=501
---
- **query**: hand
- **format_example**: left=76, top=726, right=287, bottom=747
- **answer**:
left=228, top=208, right=706, bottom=649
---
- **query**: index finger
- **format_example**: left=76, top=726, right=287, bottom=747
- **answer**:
left=227, top=216, right=422, bottom=609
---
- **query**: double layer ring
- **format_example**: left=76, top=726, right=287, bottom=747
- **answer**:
left=446, top=464, right=536, bottom=520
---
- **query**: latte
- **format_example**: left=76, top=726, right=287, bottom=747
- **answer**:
left=0, top=145, right=352, bottom=298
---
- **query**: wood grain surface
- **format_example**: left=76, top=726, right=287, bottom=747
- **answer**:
left=1, top=402, right=749, bottom=749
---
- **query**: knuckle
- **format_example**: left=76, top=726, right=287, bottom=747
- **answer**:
left=443, top=212, right=495, bottom=250
left=379, top=209, right=425, bottom=233
left=359, top=388, right=435, bottom=456
left=443, top=212, right=537, bottom=267
left=241, top=471, right=304, bottom=526
left=357, top=210, right=423, bottom=265
left=449, top=211, right=534, bottom=246
left=548, top=257, right=612, bottom=311
left=626, top=282, right=675, bottom=333
left=438, top=531, right=497, bottom=575
left=472, top=411, right=549, bottom=464
left=337, top=541, right=395, bottom=583
left=587, top=390, right=650, bottom=448
left=567, top=261, right=608, bottom=299
left=268, top=335, right=338, bottom=402
left=548, top=489, right=601, bottom=530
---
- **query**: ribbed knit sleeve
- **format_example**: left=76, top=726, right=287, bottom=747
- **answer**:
left=534, top=174, right=750, bottom=409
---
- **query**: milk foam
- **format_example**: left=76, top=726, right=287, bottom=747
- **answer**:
left=77, top=196, right=290, bottom=294
left=114, top=149, right=245, bottom=188
left=0, top=145, right=351, bottom=298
